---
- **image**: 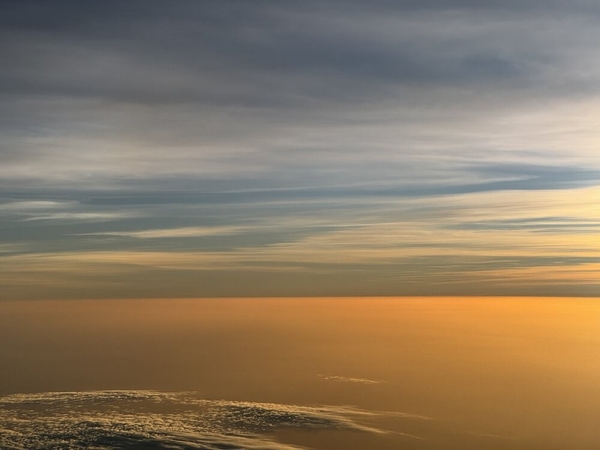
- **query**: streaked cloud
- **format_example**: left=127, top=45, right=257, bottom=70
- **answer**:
left=81, top=225, right=251, bottom=239
left=319, top=374, right=386, bottom=385
left=0, top=200, right=72, bottom=211
left=22, top=211, right=141, bottom=222
left=1, top=185, right=599, bottom=298
left=1, top=1, right=599, bottom=298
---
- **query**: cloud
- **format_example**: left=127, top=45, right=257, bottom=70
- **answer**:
left=0, top=243, right=27, bottom=254
left=0, top=390, right=401, bottom=449
left=2, top=0, right=600, bottom=186
left=84, top=225, right=253, bottom=239
left=319, top=374, right=386, bottom=385
left=1, top=1, right=600, bottom=297
left=22, top=211, right=140, bottom=222
left=0, top=200, right=72, bottom=211
left=1, top=184, right=599, bottom=298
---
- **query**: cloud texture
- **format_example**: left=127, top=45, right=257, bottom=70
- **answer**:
left=0, top=390, right=386, bottom=449
left=1, top=0, right=599, bottom=298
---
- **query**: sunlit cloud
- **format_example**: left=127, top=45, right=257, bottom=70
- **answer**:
left=465, top=263, right=600, bottom=286
left=318, top=374, right=386, bottom=385
left=1, top=185, right=599, bottom=297
left=0, top=390, right=402, bottom=449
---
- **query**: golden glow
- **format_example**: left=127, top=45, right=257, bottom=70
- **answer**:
left=2, top=297, right=600, bottom=449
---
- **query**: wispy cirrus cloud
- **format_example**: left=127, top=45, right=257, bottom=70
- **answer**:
left=82, top=225, right=253, bottom=239
left=0, top=200, right=73, bottom=211
left=22, top=211, right=141, bottom=222
left=1, top=1, right=600, bottom=298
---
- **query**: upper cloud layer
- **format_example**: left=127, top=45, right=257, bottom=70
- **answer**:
left=2, top=0, right=600, bottom=184
left=1, top=1, right=599, bottom=297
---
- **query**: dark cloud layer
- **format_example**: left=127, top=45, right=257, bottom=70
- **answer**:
left=1, top=0, right=595, bottom=116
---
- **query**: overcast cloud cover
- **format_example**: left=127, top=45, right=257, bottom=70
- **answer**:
left=1, top=0, right=600, bottom=299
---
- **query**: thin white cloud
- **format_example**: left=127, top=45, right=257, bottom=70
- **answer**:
left=318, top=374, right=385, bottom=385
left=22, top=212, right=141, bottom=222
left=0, top=201, right=74, bottom=211
left=85, top=225, right=251, bottom=239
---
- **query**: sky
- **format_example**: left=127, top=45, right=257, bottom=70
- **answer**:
left=1, top=0, right=599, bottom=299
